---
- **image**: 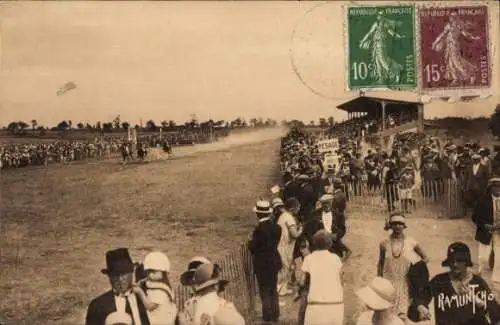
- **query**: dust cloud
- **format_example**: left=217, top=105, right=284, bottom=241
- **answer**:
left=148, top=127, right=288, bottom=160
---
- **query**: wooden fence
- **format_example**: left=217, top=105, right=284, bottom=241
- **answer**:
left=173, top=242, right=259, bottom=324
left=169, top=179, right=469, bottom=324
left=341, top=178, right=467, bottom=219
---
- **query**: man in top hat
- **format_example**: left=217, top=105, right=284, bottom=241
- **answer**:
left=85, top=248, right=151, bottom=325
left=249, top=200, right=282, bottom=324
left=416, top=242, right=500, bottom=325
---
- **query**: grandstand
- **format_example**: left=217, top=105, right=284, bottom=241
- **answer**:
left=335, top=95, right=424, bottom=137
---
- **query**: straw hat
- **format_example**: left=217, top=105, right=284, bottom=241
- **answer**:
left=356, top=277, right=396, bottom=311
left=271, top=198, right=284, bottom=209
left=252, top=200, right=273, bottom=214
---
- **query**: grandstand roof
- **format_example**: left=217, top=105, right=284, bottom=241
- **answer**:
left=336, top=96, right=422, bottom=113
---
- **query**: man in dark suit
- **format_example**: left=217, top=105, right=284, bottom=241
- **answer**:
left=331, top=179, right=348, bottom=240
left=473, top=178, right=500, bottom=275
left=464, top=154, right=490, bottom=212
left=85, top=248, right=151, bottom=325
left=249, top=200, right=283, bottom=325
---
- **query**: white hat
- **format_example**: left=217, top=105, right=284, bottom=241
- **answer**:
left=105, top=311, right=133, bottom=325
left=271, top=198, right=284, bottom=208
left=252, top=200, right=273, bottom=214
left=356, top=277, right=396, bottom=311
left=143, top=251, right=171, bottom=272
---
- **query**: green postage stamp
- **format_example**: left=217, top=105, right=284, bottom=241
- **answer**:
left=346, top=5, right=417, bottom=90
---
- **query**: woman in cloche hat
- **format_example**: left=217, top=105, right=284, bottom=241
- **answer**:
left=416, top=242, right=500, bottom=325
left=378, top=213, right=429, bottom=323
left=177, top=263, right=244, bottom=325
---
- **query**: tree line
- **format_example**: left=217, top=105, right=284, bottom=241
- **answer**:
left=2, top=116, right=287, bottom=136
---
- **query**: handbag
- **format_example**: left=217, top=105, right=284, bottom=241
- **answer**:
left=407, top=260, right=430, bottom=322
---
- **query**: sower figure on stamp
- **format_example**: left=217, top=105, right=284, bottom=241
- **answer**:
left=248, top=200, right=282, bottom=325
left=85, top=248, right=151, bottom=325
left=359, top=10, right=405, bottom=84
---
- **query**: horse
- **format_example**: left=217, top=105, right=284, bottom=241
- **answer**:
left=120, top=143, right=133, bottom=165
left=137, top=143, right=147, bottom=161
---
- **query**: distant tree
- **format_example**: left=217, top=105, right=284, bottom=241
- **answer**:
left=232, top=117, right=242, bottom=127
left=319, top=118, right=328, bottom=127
left=102, top=122, right=113, bottom=132
left=57, top=120, right=69, bottom=130
left=146, top=120, right=157, bottom=131
left=288, top=120, right=305, bottom=127
left=121, top=122, right=130, bottom=131
left=77, top=122, right=84, bottom=129
left=168, top=120, right=176, bottom=128
left=281, top=120, right=288, bottom=126
left=113, top=115, right=121, bottom=129
left=31, top=119, right=38, bottom=130
left=327, top=116, right=335, bottom=127
left=161, top=120, right=168, bottom=130
left=68, top=120, right=73, bottom=129
left=86, top=123, right=93, bottom=131
left=7, top=121, right=20, bottom=134
left=96, top=121, right=102, bottom=130
left=134, top=124, right=140, bottom=130
left=309, top=120, right=315, bottom=126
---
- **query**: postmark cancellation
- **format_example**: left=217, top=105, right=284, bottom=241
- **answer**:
left=346, top=5, right=417, bottom=91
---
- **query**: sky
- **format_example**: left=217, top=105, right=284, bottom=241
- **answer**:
left=0, top=1, right=499, bottom=127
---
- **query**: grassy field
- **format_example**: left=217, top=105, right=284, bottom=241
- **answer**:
left=0, top=125, right=494, bottom=325
left=0, top=130, right=283, bottom=325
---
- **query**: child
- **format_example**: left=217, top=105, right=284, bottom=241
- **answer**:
left=132, top=251, right=177, bottom=325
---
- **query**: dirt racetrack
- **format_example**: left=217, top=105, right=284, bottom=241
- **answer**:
left=0, top=127, right=491, bottom=325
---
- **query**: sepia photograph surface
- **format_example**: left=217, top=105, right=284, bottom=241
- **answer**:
left=1, top=1, right=500, bottom=325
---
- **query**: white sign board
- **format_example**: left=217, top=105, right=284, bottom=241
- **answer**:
left=317, top=139, right=339, bottom=153
left=323, top=153, right=338, bottom=168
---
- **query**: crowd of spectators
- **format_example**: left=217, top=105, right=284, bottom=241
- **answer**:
left=0, top=132, right=222, bottom=171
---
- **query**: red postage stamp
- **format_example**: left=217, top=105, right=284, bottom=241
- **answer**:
left=419, top=6, right=490, bottom=91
